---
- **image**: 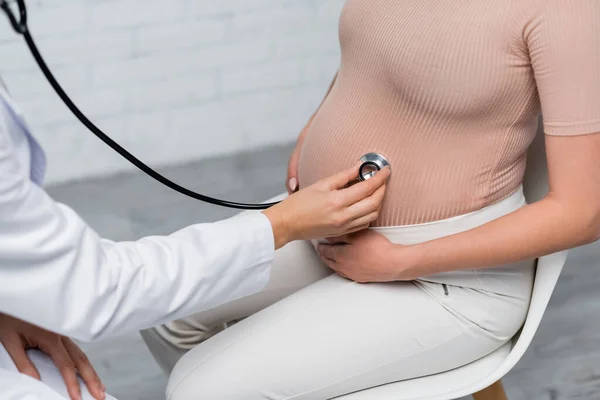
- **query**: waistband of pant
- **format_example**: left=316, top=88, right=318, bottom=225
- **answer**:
left=372, top=186, right=526, bottom=245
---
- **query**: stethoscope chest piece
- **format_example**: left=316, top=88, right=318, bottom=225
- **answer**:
left=358, top=153, right=390, bottom=181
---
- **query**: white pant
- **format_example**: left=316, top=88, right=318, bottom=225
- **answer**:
left=142, top=188, right=534, bottom=400
left=0, top=342, right=118, bottom=400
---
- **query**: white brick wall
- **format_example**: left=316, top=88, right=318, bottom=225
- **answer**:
left=0, top=0, right=344, bottom=184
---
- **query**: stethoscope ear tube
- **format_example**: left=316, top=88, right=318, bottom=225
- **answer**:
left=1, top=0, right=27, bottom=34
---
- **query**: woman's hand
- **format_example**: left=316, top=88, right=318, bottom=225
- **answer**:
left=264, top=164, right=390, bottom=249
left=317, top=230, right=415, bottom=283
left=0, top=313, right=105, bottom=400
left=286, top=116, right=313, bottom=194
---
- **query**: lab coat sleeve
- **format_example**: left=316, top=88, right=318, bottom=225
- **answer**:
left=0, top=130, right=275, bottom=341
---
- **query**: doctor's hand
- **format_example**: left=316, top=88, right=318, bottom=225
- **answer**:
left=264, top=163, right=389, bottom=249
left=0, top=313, right=105, bottom=400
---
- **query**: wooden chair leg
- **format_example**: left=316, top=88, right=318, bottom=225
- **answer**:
left=472, top=380, right=508, bottom=400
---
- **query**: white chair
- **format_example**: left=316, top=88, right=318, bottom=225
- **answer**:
left=335, top=129, right=568, bottom=400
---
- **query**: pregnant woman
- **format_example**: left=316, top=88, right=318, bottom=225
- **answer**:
left=142, top=1, right=600, bottom=398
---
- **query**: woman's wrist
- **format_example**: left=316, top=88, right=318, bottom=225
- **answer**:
left=389, top=243, right=425, bottom=281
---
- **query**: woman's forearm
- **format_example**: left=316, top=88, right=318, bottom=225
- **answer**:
left=400, top=197, right=600, bottom=278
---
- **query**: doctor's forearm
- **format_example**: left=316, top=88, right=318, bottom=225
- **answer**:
left=85, top=213, right=274, bottom=339
left=399, top=197, right=599, bottom=278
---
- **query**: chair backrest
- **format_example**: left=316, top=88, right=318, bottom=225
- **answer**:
left=482, top=120, right=568, bottom=385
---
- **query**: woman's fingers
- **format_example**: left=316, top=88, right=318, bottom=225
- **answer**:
left=287, top=156, right=299, bottom=194
left=63, top=338, right=105, bottom=400
left=338, top=167, right=390, bottom=206
left=42, top=339, right=82, bottom=400
left=287, top=177, right=298, bottom=194
left=3, top=334, right=40, bottom=380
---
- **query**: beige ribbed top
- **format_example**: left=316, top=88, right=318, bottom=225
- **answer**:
left=297, top=0, right=600, bottom=226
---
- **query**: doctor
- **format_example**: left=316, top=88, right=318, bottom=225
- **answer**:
left=0, top=78, right=389, bottom=400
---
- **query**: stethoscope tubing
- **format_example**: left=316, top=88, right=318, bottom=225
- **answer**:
left=1, top=0, right=389, bottom=210
left=1, top=0, right=279, bottom=210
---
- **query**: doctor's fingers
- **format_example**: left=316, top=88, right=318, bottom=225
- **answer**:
left=339, top=166, right=389, bottom=206
left=346, top=212, right=379, bottom=231
left=322, top=162, right=364, bottom=190
left=338, top=223, right=372, bottom=237
left=63, top=338, right=106, bottom=400
left=40, top=338, right=83, bottom=400
left=343, top=184, right=385, bottom=221
left=1, top=333, right=41, bottom=380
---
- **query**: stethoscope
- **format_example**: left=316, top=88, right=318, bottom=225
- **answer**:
left=0, top=0, right=391, bottom=210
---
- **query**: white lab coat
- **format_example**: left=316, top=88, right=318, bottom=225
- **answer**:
left=0, top=85, right=275, bottom=398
